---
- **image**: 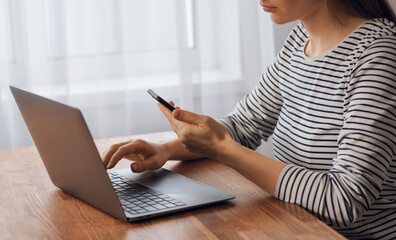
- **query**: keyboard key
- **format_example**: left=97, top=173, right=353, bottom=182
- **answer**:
left=108, top=172, right=186, bottom=215
left=143, top=206, right=157, bottom=212
left=126, top=210, right=137, bottom=214
left=164, top=203, right=176, bottom=208
left=152, top=204, right=166, bottom=210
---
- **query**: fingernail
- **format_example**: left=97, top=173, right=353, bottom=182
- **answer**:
left=132, top=164, right=138, bottom=172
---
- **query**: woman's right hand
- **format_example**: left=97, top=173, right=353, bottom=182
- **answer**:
left=101, top=139, right=171, bottom=173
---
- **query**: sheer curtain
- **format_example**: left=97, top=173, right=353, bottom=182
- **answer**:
left=0, top=0, right=277, bottom=149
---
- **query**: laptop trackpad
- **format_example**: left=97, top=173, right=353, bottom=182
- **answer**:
left=113, top=168, right=232, bottom=206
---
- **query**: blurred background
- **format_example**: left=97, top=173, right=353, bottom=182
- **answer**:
left=0, top=0, right=304, bottom=151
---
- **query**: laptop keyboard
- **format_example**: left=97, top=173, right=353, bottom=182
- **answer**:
left=108, top=172, right=186, bottom=216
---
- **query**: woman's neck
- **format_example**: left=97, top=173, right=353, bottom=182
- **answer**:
left=302, top=4, right=367, bottom=58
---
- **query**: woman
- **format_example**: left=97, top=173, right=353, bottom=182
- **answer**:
left=102, top=0, right=396, bottom=239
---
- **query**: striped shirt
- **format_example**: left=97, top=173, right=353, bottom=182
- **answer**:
left=219, top=18, right=396, bottom=239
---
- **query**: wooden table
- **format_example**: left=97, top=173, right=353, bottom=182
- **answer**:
left=0, top=131, right=345, bottom=240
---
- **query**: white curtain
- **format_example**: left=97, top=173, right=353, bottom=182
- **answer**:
left=0, top=0, right=277, bottom=149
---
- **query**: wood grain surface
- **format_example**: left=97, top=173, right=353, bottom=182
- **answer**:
left=0, top=131, right=345, bottom=240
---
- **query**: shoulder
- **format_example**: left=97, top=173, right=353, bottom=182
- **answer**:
left=348, top=19, right=396, bottom=75
left=360, top=18, right=396, bottom=39
left=353, top=18, right=396, bottom=58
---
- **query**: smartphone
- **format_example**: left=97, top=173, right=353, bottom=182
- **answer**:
left=147, top=89, right=176, bottom=112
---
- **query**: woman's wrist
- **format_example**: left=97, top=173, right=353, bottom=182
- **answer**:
left=161, top=138, right=207, bottom=161
left=159, top=139, right=179, bottom=160
left=213, top=135, right=240, bottom=165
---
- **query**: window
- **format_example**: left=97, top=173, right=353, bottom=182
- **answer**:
left=0, top=0, right=277, bottom=149
left=0, top=0, right=247, bottom=97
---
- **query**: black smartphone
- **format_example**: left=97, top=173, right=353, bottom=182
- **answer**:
left=147, top=89, right=176, bottom=112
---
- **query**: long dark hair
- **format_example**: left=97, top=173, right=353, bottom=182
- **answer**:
left=328, top=0, right=396, bottom=23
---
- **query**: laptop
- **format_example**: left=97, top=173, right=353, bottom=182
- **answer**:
left=10, top=86, right=235, bottom=222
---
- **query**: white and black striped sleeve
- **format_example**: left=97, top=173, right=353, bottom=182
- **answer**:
left=275, top=39, right=396, bottom=228
left=218, top=57, right=284, bottom=150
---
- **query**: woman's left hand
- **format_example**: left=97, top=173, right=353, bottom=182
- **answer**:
left=158, top=102, right=235, bottom=162
left=158, top=102, right=286, bottom=196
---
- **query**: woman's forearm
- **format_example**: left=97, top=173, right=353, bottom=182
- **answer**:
left=161, top=136, right=286, bottom=195
left=161, top=138, right=205, bottom=161
left=218, top=140, right=287, bottom=195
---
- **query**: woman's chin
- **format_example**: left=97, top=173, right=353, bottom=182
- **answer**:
left=270, top=14, right=292, bottom=25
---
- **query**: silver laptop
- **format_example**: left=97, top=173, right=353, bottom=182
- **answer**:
left=10, top=86, right=234, bottom=222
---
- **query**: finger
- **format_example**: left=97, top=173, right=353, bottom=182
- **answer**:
left=158, top=102, right=174, bottom=124
left=124, top=154, right=145, bottom=162
left=158, top=103, right=185, bottom=134
left=169, top=101, right=180, bottom=110
left=107, top=141, right=148, bottom=169
left=172, top=109, right=203, bottom=125
left=130, top=157, right=163, bottom=173
left=157, top=102, right=188, bottom=135
left=101, top=141, right=131, bottom=166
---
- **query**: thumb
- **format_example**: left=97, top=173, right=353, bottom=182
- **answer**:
left=172, top=109, right=202, bottom=124
left=131, top=157, right=162, bottom=173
